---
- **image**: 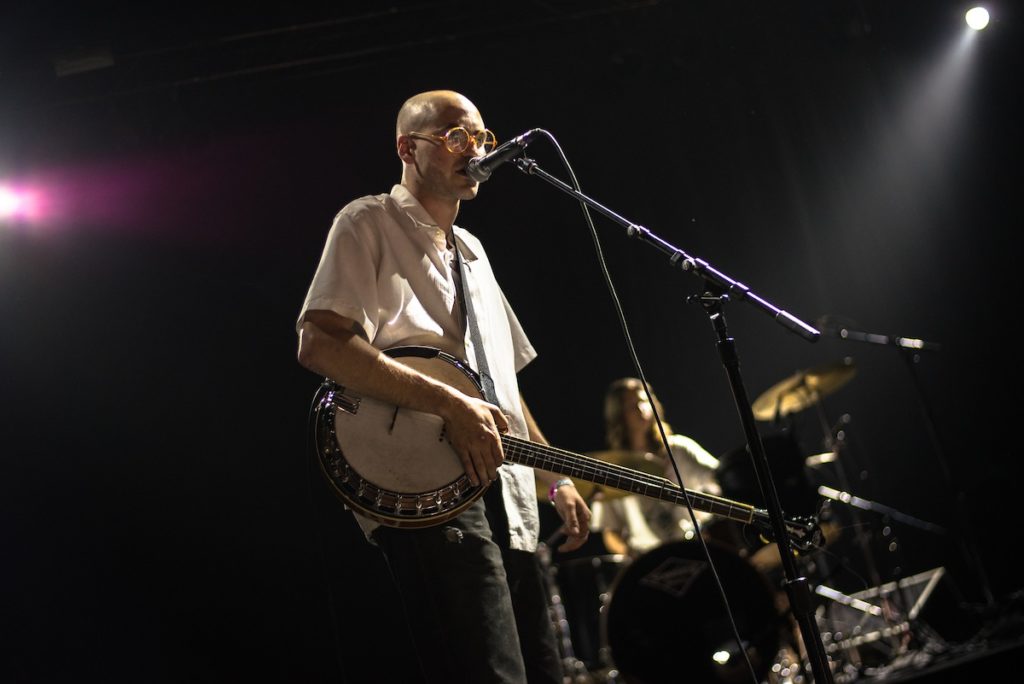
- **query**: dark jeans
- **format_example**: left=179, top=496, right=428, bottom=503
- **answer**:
left=372, top=483, right=562, bottom=684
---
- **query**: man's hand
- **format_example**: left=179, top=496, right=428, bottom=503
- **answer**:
left=441, top=394, right=509, bottom=487
left=552, top=484, right=592, bottom=553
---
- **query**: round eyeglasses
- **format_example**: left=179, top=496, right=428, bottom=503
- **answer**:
left=407, top=126, right=497, bottom=154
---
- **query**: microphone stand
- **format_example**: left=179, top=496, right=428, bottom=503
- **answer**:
left=515, top=157, right=834, bottom=684
left=821, top=324, right=995, bottom=607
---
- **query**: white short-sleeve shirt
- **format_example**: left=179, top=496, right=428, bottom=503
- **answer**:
left=297, top=185, right=542, bottom=551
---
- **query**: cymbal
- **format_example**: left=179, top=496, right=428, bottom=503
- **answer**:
left=752, top=358, right=856, bottom=421
left=586, top=449, right=667, bottom=472
left=535, top=450, right=666, bottom=503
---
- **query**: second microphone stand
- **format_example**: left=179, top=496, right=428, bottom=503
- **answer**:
left=824, top=324, right=994, bottom=608
left=514, top=156, right=834, bottom=683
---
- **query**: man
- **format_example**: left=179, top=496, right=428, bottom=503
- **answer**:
left=296, top=90, right=591, bottom=683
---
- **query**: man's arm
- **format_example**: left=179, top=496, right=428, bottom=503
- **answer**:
left=297, top=309, right=507, bottom=486
left=520, top=396, right=592, bottom=552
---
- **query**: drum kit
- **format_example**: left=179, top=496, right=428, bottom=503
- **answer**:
left=538, top=358, right=946, bottom=684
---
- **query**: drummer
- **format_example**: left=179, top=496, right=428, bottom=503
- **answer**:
left=593, top=377, right=722, bottom=556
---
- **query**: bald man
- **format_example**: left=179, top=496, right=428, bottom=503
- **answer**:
left=297, top=91, right=590, bottom=683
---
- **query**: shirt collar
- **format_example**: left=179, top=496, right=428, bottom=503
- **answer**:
left=389, top=184, right=478, bottom=261
left=390, top=184, right=437, bottom=228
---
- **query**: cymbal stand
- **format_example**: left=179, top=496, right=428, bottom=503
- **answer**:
left=808, top=397, right=913, bottom=669
left=810, top=398, right=884, bottom=590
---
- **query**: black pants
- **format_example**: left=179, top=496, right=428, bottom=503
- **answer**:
left=372, top=483, right=562, bottom=684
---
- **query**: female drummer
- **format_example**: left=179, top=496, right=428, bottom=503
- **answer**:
left=594, top=377, right=723, bottom=555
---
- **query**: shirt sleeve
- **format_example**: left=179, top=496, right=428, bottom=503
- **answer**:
left=670, top=433, right=721, bottom=470
left=296, top=201, right=383, bottom=342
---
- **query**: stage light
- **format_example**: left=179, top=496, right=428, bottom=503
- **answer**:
left=0, top=186, right=27, bottom=220
left=0, top=184, right=43, bottom=224
left=965, top=7, right=990, bottom=31
left=0, top=188, right=19, bottom=215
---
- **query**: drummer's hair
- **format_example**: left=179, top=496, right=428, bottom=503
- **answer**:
left=604, top=377, right=674, bottom=451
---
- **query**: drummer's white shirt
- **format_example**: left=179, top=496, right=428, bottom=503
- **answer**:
left=591, top=434, right=721, bottom=553
left=297, top=184, right=542, bottom=552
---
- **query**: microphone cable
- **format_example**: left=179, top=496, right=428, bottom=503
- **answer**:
left=527, top=129, right=762, bottom=684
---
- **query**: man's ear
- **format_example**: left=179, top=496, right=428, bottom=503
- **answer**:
left=397, top=135, right=416, bottom=163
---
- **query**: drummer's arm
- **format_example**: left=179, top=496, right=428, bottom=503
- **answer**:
left=665, top=434, right=722, bottom=494
left=521, top=396, right=592, bottom=551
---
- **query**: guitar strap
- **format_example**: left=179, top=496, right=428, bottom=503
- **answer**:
left=453, top=234, right=500, bottom=408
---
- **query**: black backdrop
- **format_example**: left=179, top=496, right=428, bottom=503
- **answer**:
left=2, top=2, right=1022, bottom=682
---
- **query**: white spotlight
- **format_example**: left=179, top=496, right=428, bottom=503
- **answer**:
left=965, top=7, right=990, bottom=31
left=0, top=186, right=24, bottom=218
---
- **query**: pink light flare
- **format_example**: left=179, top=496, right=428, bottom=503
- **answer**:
left=0, top=184, right=45, bottom=224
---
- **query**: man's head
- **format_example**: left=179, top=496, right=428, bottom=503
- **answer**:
left=396, top=90, right=492, bottom=211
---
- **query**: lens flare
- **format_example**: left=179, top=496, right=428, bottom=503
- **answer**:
left=0, top=185, right=42, bottom=222
left=0, top=187, right=21, bottom=216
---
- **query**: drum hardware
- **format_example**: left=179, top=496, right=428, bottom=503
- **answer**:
left=543, top=529, right=800, bottom=682
left=802, top=400, right=914, bottom=677
left=554, top=553, right=629, bottom=682
left=717, top=431, right=822, bottom=523
left=810, top=481, right=949, bottom=679
left=751, top=358, right=856, bottom=423
left=816, top=486, right=945, bottom=537
left=541, top=490, right=629, bottom=683
left=817, top=318, right=995, bottom=609
left=805, top=451, right=836, bottom=467
left=538, top=539, right=602, bottom=684
left=749, top=362, right=888, bottom=597
left=813, top=567, right=949, bottom=680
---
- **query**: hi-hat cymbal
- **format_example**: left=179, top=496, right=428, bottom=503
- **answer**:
left=752, top=358, right=856, bottom=421
left=535, top=450, right=666, bottom=503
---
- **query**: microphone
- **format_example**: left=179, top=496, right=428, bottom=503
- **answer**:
left=466, top=128, right=543, bottom=183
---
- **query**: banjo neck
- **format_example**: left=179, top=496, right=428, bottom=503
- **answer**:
left=501, top=434, right=757, bottom=526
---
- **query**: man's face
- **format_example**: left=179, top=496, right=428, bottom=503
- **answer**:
left=408, top=101, right=488, bottom=203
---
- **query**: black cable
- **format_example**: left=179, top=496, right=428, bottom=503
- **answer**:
left=535, top=129, right=761, bottom=683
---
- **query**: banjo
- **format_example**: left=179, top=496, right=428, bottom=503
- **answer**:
left=312, top=346, right=823, bottom=551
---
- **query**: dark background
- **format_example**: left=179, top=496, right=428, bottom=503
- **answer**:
left=2, top=2, right=1021, bottom=682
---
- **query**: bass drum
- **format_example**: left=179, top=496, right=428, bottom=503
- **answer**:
left=604, top=540, right=782, bottom=684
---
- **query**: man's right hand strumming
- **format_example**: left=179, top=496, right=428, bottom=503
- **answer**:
left=298, top=309, right=510, bottom=488
left=440, top=393, right=509, bottom=487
